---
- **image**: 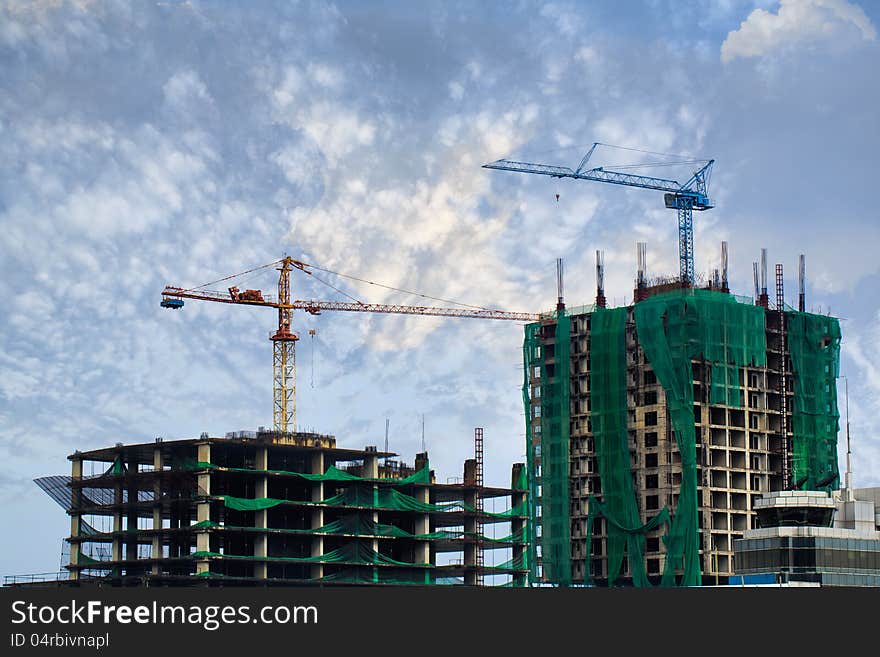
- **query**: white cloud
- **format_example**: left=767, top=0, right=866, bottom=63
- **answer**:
left=307, top=62, right=344, bottom=89
left=285, top=105, right=542, bottom=354
left=721, top=0, right=876, bottom=63
left=592, top=111, right=677, bottom=154
left=271, top=141, right=325, bottom=189
left=272, top=66, right=304, bottom=108
left=842, top=316, right=880, bottom=486
left=2, top=0, right=880, bottom=578
left=268, top=65, right=377, bottom=166
left=539, top=3, right=582, bottom=38
left=162, top=69, right=213, bottom=112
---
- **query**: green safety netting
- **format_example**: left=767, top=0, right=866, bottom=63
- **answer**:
left=219, top=486, right=528, bottom=517
left=189, top=516, right=526, bottom=544
left=185, top=461, right=431, bottom=485
left=585, top=497, right=670, bottom=586
left=588, top=306, right=671, bottom=586
left=480, top=528, right=528, bottom=543
left=786, top=311, right=841, bottom=491
left=222, top=496, right=288, bottom=511
left=634, top=289, right=766, bottom=586
left=77, top=553, right=103, bottom=565
left=317, top=570, right=437, bottom=585
left=193, top=569, right=436, bottom=585
left=109, top=455, right=125, bottom=475
left=487, top=553, right=528, bottom=571
left=543, top=310, right=572, bottom=586
left=522, top=322, right=541, bottom=584
left=191, top=541, right=432, bottom=568
left=522, top=311, right=571, bottom=586
left=393, top=468, right=433, bottom=485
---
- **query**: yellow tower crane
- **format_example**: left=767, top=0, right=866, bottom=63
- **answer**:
left=161, top=256, right=539, bottom=433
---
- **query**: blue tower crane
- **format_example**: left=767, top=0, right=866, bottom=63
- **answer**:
left=483, top=143, right=715, bottom=284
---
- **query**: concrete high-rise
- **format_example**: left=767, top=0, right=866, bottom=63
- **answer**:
left=27, top=430, right=528, bottom=587
left=524, top=258, right=841, bottom=587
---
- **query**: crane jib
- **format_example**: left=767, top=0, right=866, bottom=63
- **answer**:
left=483, top=146, right=715, bottom=284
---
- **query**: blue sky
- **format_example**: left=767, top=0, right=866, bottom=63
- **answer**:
left=1, top=0, right=879, bottom=577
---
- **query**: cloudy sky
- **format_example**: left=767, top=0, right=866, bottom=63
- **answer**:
left=1, top=0, right=879, bottom=577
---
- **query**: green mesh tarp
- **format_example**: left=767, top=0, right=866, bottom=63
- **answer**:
left=523, top=311, right=573, bottom=586
left=522, top=322, right=541, bottom=584
left=487, top=553, right=528, bottom=571
left=786, top=311, right=841, bottom=491
left=634, top=289, right=766, bottom=586
left=222, top=496, right=288, bottom=511
left=77, top=553, right=102, bottom=565
left=317, top=570, right=440, bottom=585
left=522, top=312, right=572, bottom=586
left=220, top=486, right=528, bottom=516
left=541, top=311, right=572, bottom=586
left=186, top=461, right=430, bottom=485
left=586, top=497, right=670, bottom=585
left=587, top=306, right=670, bottom=586
left=190, top=515, right=526, bottom=544
left=396, top=467, right=432, bottom=485
left=191, top=542, right=431, bottom=567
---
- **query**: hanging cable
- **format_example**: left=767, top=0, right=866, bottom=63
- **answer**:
left=611, top=160, right=706, bottom=170
left=298, top=261, right=489, bottom=310
left=307, top=270, right=367, bottom=305
left=180, top=260, right=282, bottom=294
left=594, top=142, right=707, bottom=160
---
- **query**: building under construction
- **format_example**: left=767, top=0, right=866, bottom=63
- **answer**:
left=33, top=430, right=528, bottom=586
left=524, top=245, right=842, bottom=586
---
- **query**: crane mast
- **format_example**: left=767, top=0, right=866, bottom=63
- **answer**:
left=270, top=258, right=298, bottom=434
left=161, top=257, right=539, bottom=434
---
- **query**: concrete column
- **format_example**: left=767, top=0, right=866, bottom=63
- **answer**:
left=112, top=479, right=123, bottom=577
left=310, top=450, right=324, bottom=580
left=125, top=452, right=139, bottom=566
left=254, top=446, right=268, bottom=580
left=464, top=495, right=479, bottom=585
left=414, top=485, right=431, bottom=583
left=363, top=449, right=379, bottom=582
left=362, top=450, right=379, bottom=478
left=151, top=447, right=163, bottom=576
left=151, top=506, right=162, bottom=575
left=463, top=459, right=478, bottom=586
left=195, top=443, right=211, bottom=575
left=510, top=463, right=527, bottom=587
left=69, top=456, right=83, bottom=581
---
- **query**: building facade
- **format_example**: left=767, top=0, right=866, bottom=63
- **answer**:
left=524, top=282, right=841, bottom=586
left=733, top=489, right=880, bottom=587
left=33, top=430, right=528, bottom=586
